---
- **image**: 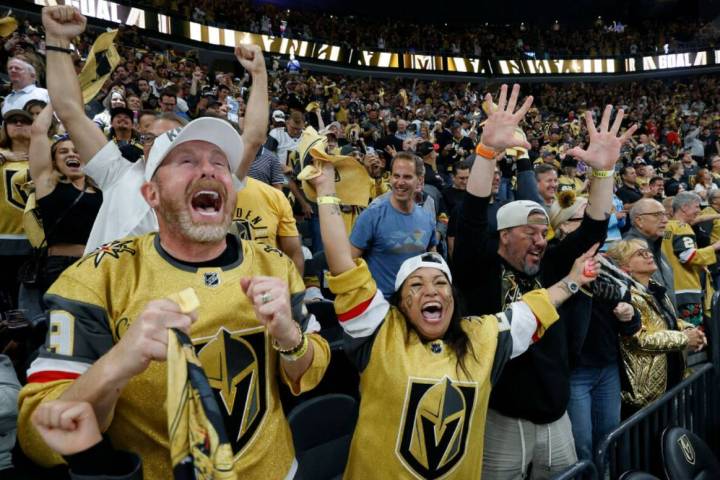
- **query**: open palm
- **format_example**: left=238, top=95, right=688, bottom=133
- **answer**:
left=567, top=105, right=638, bottom=171
left=480, top=84, right=533, bottom=152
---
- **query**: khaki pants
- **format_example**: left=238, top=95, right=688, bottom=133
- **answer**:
left=482, top=409, right=578, bottom=480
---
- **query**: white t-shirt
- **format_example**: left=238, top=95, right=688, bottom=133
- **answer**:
left=269, top=127, right=301, bottom=167
left=83, top=142, right=157, bottom=253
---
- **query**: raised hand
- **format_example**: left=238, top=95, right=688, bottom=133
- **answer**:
left=567, top=106, right=638, bottom=172
left=42, top=6, right=87, bottom=41
left=240, top=276, right=299, bottom=349
left=479, top=84, right=533, bottom=152
left=567, top=243, right=601, bottom=287
left=235, top=44, right=266, bottom=76
left=31, top=400, right=102, bottom=456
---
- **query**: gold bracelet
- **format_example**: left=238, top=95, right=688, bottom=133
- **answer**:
left=592, top=169, right=615, bottom=178
left=272, top=321, right=304, bottom=352
left=280, top=334, right=309, bottom=362
left=475, top=143, right=499, bottom=160
left=317, top=195, right=341, bottom=205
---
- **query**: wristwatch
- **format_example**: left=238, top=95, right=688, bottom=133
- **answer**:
left=562, top=278, right=580, bottom=294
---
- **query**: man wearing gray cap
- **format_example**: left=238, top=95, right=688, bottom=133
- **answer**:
left=453, top=85, right=637, bottom=479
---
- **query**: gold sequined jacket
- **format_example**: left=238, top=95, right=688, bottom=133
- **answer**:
left=620, top=281, right=689, bottom=407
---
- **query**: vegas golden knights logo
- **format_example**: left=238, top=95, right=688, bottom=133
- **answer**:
left=4, top=169, right=29, bottom=210
left=397, top=377, right=476, bottom=479
left=677, top=434, right=696, bottom=465
left=195, top=327, right=268, bottom=457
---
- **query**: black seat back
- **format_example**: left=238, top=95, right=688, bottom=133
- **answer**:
left=662, top=426, right=720, bottom=480
left=288, top=394, right=358, bottom=480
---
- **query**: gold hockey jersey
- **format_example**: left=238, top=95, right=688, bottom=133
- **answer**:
left=18, top=233, right=330, bottom=479
left=661, top=219, right=715, bottom=306
left=0, top=159, right=29, bottom=236
left=327, top=259, right=558, bottom=479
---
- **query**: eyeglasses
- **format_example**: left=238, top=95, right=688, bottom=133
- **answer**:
left=631, top=248, right=653, bottom=259
left=139, top=133, right=157, bottom=146
left=637, top=211, right=668, bottom=219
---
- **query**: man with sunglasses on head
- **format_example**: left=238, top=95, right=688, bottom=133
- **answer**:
left=40, top=6, right=268, bottom=253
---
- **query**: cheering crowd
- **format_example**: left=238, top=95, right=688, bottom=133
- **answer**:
left=0, top=4, right=719, bottom=479
left=128, top=0, right=719, bottom=58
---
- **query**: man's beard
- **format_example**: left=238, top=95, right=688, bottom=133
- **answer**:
left=158, top=181, right=231, bottom=243
left=523, top=263, right=541, bottom=276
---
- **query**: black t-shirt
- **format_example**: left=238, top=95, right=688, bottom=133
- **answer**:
left=616, top=184, right=643, bottom=205
left=443, top=187, right=466, bottom=216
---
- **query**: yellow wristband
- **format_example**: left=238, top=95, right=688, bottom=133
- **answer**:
left=280, top=333, right=309, bottom=362
left=317, top=195, right=341, bottom=205
left=591, top=169, right=615, bottom=178
left=475, top=143, right=500, bottom=160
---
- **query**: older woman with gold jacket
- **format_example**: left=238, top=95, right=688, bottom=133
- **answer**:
left=606, top=239, right=707, bottom=415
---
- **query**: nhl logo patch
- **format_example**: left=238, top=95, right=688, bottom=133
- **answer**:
left=203, top=272, right=221, bottom=288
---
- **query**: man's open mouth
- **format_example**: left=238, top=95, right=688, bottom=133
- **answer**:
left=191, top=190, right=223, bottom=216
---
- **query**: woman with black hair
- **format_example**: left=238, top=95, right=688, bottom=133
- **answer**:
left=308, top=158, right=598, bottom=479
left=28, top=104, right=102, bottom=294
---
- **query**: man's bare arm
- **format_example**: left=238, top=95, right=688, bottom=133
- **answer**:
left=42, top=6, right=108, bottom=164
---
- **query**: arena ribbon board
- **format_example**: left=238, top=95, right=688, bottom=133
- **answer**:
left=30, top=0, right=720, bottom=77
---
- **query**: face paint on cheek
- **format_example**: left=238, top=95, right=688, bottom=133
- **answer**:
left=403, top=293, right=414, bottom=312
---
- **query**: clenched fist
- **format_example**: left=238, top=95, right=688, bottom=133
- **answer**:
left=42, top=6, right=87, bottom=42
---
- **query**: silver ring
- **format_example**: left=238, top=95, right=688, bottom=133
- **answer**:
left=261, top=292, right=273, bottom=304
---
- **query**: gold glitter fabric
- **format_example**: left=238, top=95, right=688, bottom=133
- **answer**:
left=620, top=283, right=689, bottom=407
left=17, top=233, right=330, bottom=479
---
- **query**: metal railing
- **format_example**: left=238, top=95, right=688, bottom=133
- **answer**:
left=594, top=362, right=717, bottom=478
left=555, top=292, right=720, bottom=480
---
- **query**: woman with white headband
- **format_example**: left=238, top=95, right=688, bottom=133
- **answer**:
left=308, top=154, right=599, bottom=478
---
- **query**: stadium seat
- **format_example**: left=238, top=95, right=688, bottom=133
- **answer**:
left=661, top=426, right=720, bottom=479
left=618, top=471, right=661, bottom=480
left=288, top=394, right=358, bottom=480
left=306, top=300, right=343, bottom=349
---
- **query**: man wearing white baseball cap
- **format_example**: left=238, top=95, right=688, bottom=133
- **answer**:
left=39, top=5, right=269, bottom=253
left=453, top=85, right=637, bottom=478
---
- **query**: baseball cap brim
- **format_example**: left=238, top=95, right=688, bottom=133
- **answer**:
left=3, top=109, right=33, bottom=123
left=144, top=117, right=243, bottom=182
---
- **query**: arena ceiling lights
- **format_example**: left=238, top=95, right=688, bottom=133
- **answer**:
left=33, top=0, right=720, bottom=77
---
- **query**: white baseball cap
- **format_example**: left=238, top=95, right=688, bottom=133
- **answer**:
left=144, top=117, right=243, bottom=182
left=394, top=252, right=452, bottom=292
left=272, top=109, right=286, bottom=123
left=496, top=200, right=549, bottom=231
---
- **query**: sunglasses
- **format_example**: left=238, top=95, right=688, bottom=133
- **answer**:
left=5, top=117, right=31, bottom=125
